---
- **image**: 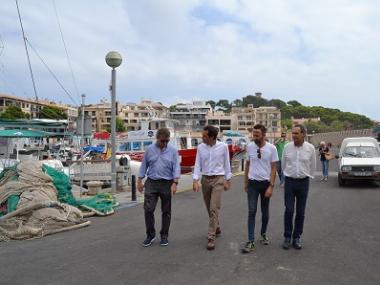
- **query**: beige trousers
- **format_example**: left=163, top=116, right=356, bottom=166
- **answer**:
left=201, top=175, right=224, bottom=240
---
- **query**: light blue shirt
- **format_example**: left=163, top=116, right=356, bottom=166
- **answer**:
left=138, top=143, right=181, bottom=180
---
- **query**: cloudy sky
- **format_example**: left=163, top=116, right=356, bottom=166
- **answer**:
left=0, top=0, right=379, bottom=120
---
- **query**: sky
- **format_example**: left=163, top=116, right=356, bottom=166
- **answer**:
left=0, top=0, right=379, bottom=121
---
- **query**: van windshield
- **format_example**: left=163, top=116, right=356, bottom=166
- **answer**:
left=343, top=146, right=380, bottom=158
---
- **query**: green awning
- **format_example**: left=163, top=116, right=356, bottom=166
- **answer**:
left=0, top=129, right=54, bottom=138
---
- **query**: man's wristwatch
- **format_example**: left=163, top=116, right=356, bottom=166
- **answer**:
left=173, top=181, right=179, bottom=185
left=269, top=183, right=275, bottom=187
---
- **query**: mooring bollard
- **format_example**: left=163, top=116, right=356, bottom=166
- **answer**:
left=131, top=175, right=136, bottom=201
left=241, top=158, right=245, bottom=172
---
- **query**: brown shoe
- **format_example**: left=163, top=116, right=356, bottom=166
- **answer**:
left=207, top=239, right=215, bottom=250
left=216, top=227, right=221, bottom=237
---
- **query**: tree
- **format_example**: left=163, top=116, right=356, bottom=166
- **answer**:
left=206, top=100, right=216, bottom=109
left=231, top=99, right=243, bottom=107
left=287, top=100, right=302, bottom=107
left=242, top=95, right=268, bottom=107
left=40, top=106, right=67, bottom=119
left=215, top=99, right=231, bottom=111
left=267, top=99, right=287, bottom=109
left=0, top=105, right=29, bottom=119
left=106, top=117, right=126, bottom=132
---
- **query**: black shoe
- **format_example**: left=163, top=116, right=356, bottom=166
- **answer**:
left=142, top=236, right=155, bottom=247
left=282, top=238, right=291, bottom=250
left=160, top=237, right=169, bottom=246
left=292, top=238, right=302, bottom=250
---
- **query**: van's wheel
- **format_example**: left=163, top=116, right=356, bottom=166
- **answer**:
left=338, top=174, right=345, bottom=186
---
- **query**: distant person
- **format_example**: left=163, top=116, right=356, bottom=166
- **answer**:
left=242, top=124, right=278, bottom=253
left=193, top=125, right=232, bottom=251
left=275, top=132, right=288, bottom=186
left=137, top=128, right=181, bottom=247
left=377, top=133, right=380, bottom=142
left=319, top=141, right=330, bottom=181
left=282, top=124, right=316, bottom=250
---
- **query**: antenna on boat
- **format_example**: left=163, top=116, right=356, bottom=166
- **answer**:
left=15, top=0, right=40, bottom=118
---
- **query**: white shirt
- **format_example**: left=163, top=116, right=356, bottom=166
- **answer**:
left=282, top=141, right=316, bottom=179
left=246, top=142, right=279, bottom=181
left=192, top=141, right=232, bottom=180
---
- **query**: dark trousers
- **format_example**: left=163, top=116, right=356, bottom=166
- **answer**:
left=276, top=161, right=284, bottom=183
left=284, top=177, right=309, bottom=239
left=144, top=178, right=172, bottom=239
left=247, top=180, right=270, bottom=241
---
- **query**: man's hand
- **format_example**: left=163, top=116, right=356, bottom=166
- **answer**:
left=171, top=183, right=177, bottom=196
left=137, top=179, right=144, bottom=193
left=193, top=180, right=200, bottom=192
left=244, top=180, right=249, bottom=192
left=264, top=186, right=273, bottom=198
left=224, top=180, right=231, bottom=191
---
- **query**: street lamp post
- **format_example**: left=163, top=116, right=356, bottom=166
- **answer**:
left=105, top=51, right=122, bottom=193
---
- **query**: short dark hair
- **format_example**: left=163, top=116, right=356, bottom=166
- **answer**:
left=203, top=125, right=219, bottom=140
left=253, top=124, right=267, bottom=135
left=156, top=128, right=170, bottom=139
left=293, top=124, right=307, bottom=135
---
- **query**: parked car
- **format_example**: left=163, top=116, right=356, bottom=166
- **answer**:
left=337, top=137, right=380, bottom=186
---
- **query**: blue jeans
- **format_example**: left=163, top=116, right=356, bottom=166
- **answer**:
left=247, top=180, right=270, bottom=242
left=284, top=177, right=309, bottom=239
left=321, top=160, right=329, bottom=177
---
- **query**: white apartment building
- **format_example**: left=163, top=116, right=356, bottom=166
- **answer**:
left=120, top=100, right=169, bottom=131
left=170, top=101, right=212, bottom=131
left=206, top=110, right=238, bottom=132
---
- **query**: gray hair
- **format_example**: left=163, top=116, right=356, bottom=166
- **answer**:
left=156, top=128, right=170, bottom=139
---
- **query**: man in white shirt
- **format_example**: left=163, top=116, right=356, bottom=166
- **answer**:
left=242, top=124, right=278, bottom=253
left=281, top=124, right=316, bottom=250
left=193, top=125, right=232, bottom=250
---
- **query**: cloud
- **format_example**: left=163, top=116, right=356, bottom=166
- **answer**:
left=0, top=0, right=379, bottom=120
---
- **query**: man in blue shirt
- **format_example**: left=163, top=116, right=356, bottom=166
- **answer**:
left=137, top=128, right=181, bottom=247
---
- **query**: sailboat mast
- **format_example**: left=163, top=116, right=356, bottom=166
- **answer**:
left=15, top=0, right=39, bottom=118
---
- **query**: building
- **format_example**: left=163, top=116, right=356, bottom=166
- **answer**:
left=170, top=101, right=212, bottom=131
left=291, top=116, right=321, bottom=126
left=231, top=105, right=282, bottom=137
left=120, top=100, right=169, bottom=131
left=0, top=93, right=78, bottom=122
left=206, top=110, right=237, bottom=132
left=84, top=100, right=121, bottom=132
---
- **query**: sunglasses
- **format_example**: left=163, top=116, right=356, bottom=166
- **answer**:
left=159, top=139, right=170, bottom=143
left=257, top=149, right=261, bottom=159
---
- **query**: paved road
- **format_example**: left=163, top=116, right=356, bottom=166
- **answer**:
left=0, top=174, right=379, bottom=285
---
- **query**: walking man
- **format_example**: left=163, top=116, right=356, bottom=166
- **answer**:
left=282, top=124, right=316, bottom=250
left=193, top=125, right=232, bottom=250
left=137, top=128, right=181, bottom=247
left=242, top=124, right=278, bottom=253
left=275, top=132, right=288, bottom=186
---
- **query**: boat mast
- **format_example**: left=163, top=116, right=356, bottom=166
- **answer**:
left=15, top=0, right=39, bottom=119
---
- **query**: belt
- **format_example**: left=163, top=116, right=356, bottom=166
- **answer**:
left=285, top=176, right=309, bottom=181
left=148, top=178, right=172, bottom=182
left=203, top=175, right=223, bottom=179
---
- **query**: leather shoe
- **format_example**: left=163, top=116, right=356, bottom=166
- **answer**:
left=292, top=238, right=302, bottom=250
left=207, top=239, right=215, bottom=250
left=282, top=238, right=291, bottom=250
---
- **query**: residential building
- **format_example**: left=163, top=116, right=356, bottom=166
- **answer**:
left=291, top=116, right=320, bottom=125
left=120, top=100, right=169, bottom=131
left=170, top=101, right=212, bottom=131
left=84, top=100, right=121, bottom=132
left=206, top=110, right=238, bottom=132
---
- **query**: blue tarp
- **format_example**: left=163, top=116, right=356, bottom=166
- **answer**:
left=83, top=146, right=104, bottom=153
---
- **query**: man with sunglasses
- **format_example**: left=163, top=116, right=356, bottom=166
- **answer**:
left=193, top=125, right=232, bottom=250
left=281, top=124, right=316, bottom=250
left=242, top=124, right=278, bottom=253
left=137, top=128, right=181, bottom=247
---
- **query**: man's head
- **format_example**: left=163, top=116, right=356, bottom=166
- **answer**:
left=292, top=124, right=306, bottom=146
left=202, top=125, right=219, bottom=145
left=281, top=132, right=287, bottom=140
left=252, top=124, right=267, bottom=146
left=156, top=128, right=170, bottom=149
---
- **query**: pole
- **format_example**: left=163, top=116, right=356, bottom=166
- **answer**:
left=111, top=68, right=117, bottom=193
left=131, top=175, right=136, bottom=201
left=79, top=94, right=85, bottom=197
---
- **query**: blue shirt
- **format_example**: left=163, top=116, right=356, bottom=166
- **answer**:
left=138, top=143, right=181, bottom=180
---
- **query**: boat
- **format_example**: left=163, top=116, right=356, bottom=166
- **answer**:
left=91, top=118, right=248, bottom=174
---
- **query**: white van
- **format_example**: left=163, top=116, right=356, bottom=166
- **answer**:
left=337, top=137, right=380, bottom=186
